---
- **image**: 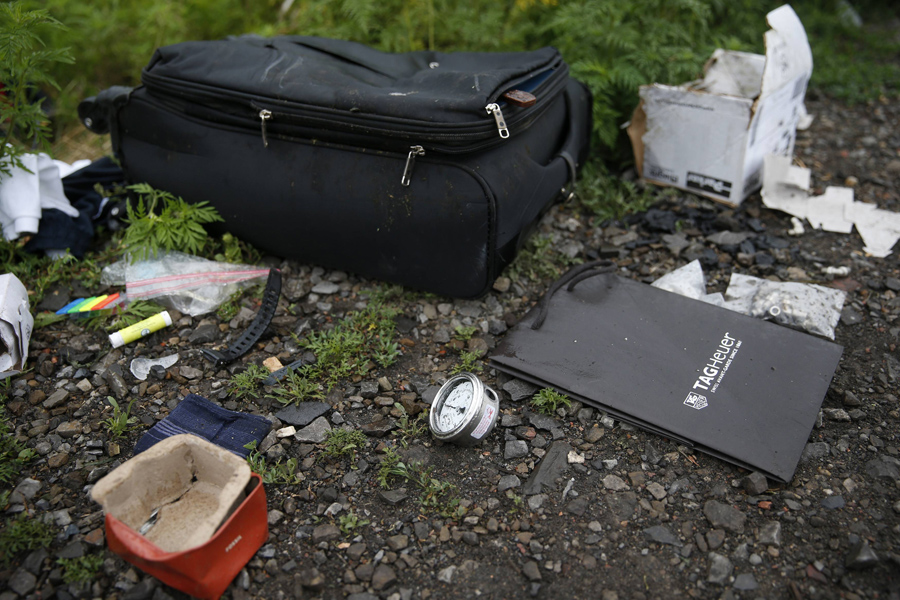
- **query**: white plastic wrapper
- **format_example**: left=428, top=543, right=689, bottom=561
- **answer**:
left=723, top=273, right=846, bottom=340
left=102, top=251, right=270, bottom=316
left=651, top=260, right=725, bottom=306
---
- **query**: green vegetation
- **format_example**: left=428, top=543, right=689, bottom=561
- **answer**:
left=452, top=325, right=479, bottom=342
left=449, top=350, right=484, bottom=376
left=102, top=396, right=138, bottom=439
left=575, top=163, right=670, bottom=223
left=0, top=244, right=102, bottom=306
left=270, top=368, right=325, bottom=406
left=0, top=1, right=72, bottom=176
left=244, top=441, right=301, bottom=484
left=377, top=451, right=460, bottom=517
left=123, top=184, right=224, bottom=261
left=58, top=554, right=104, bottom=583
left=228, top=364, right=271, bottom=401
left=0, top=408, right=36, bottom=484
left=323, top=428, right=367, bottom=460
left=392, top=403, right=428, bottom=448
left=508, top=234, right=580, bottom=283
left=338, top=510, right=370, bottom=535
left=530, top=387, right=572, bottom=416
left=0, top=513, right=54, bottom=565
left=81, top=299, right=167, bottom=332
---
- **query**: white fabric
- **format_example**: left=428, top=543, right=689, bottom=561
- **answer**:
left=0, top=151, right=90, bottom=241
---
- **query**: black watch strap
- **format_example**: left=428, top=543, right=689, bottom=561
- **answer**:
left=203, top=268, right=282, bottom=369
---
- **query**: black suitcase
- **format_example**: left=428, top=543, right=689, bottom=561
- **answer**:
left=80, top=36, right=592, bottom=298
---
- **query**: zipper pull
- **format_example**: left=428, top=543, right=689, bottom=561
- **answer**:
left=259, top=109, right=272, bottom=148
left=485, top=103, right=509, bottom=139
left=401, top=145, right=425, bottom=187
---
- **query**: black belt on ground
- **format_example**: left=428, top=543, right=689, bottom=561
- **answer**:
left=202, top=268, right=282, bottom=369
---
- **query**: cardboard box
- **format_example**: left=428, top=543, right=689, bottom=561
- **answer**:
left=627, top=5, right=812, bottom=206
left=91, top=434, right=252, bottom=552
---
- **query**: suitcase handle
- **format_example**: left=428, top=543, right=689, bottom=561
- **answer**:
left=553, top=81, right=591, bottom=203
left=78, top=86, right=133, bottom=134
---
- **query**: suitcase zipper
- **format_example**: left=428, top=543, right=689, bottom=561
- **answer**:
left=401, top=145, right=426, bottom=186
left=484, top=104, right=509, bottom=139
left=259, top=109, right=272, bottom=148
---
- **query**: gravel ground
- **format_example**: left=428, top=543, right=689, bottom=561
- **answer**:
left=1, top=90, right=900, bottom=600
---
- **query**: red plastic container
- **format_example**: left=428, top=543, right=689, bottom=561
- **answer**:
left=105, top=473, right=268, bottom=600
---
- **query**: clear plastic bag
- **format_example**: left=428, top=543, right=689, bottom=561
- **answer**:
left=723, top=273, right=846, bottom=340
left=102, top=251, right=271, bottom=316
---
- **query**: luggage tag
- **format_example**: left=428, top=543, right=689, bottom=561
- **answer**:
left=501, top=90, right=537, bottom=108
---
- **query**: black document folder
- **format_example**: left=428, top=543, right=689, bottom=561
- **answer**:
left=490, top=272, right=843, bottom=482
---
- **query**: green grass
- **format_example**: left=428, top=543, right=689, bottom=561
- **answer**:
left=530, top=388, right=572, bottom=416
left=323, top=429, right=367, bottom=461
left=449, top=350, right=484, bottom=376
left=228, top=364, right=270, bottom=401
left=244, top=441, right=301, bottom=484
left=58, top=554, right=104, bottom=583
left=102, top=396, right=138, bottom=439
left=338, top=510, right=370, bottom=535
left=0, top=513, right=54, bottom=566
left=0, top=408, right=36, bottom=484
left=392, top=403, right=428, bottom=448
left=377, top=456, right=460, bottom=517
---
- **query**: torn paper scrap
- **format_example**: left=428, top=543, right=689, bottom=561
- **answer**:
left=650, top=259, right=724, bottom=306
left=762, top=154, right=900, bottom=257
left=0, top=274, right=34, bottom=378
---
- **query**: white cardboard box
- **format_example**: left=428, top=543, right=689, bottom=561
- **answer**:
left=627, top=5, right=812, bottom=206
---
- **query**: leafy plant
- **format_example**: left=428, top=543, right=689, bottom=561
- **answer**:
left=122, top=183, right=223, bottom=261
left=323, top=428, right=367, bottom=460
left=449, top=350, right=484, bottom=376
left=338, top=510, right=370, bottom=535
left=376, top=453, right=460, bottom=517
left=244, top=441, right=301, bottom=484
left=228, top=364, right=270, bottom=401
left=392, top=403, right=428, bottom=448
left=0, top=513, right=54, bottom=565
left=453, top=325, right=479, bottom=342
left=507, top=234, right=580, bottom=283
left=531, top=388, right=571, bottom=416
left=0, top=243, right=102, bottom=306
left=213, top=232, right=260, bottom=265
left=0, top=1, right=73, bottom=177
left=102, top=396, right=138, bottom=438
left=270, top=368, right=325, bottom=406
left=0, top=408, right=36, bottom=483
left=576, top=162, right=665, bottom=222
left=57, top=554, right=104, bottom=583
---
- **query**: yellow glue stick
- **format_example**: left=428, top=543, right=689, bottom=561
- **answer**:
left=108, top=311, right=172, bottom=348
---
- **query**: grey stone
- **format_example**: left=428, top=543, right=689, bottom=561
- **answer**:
left=821, top=495, right=845, bottom=510
left=606, top=492, right=637, bottom=520
left=758, top=521, right=781, bottom=546
left=276, top=402, right=331, bottom=427
left=294, top=416, right=331, bottom=443
left=371, top=564, right=397, bottom=590
left=733, top=573, right=758, bottom=591
left=360, top=418, right=396, bottom=437
left=643, top=525, right=682, bottom=547
left=437, top=565, right=456, bottom=583
left=801, top=442, right=830, bottom=462
left=504, top=440, right=529, bottom=460
left=8, top=569, right=37, bottom=596
left=311, top=524, right=341, bottom=544
left=104, top=369, right=129, bottom=399
left=387, top=535, right=409, bottom=551
left=646, top=482, right=667, bottom=500
left=311, top=281, right=340, bottom=295
left=43, top=389, right=69, bottom=409
left=523, top=441, right=571, bottom=495
left=501, top=414, right=524, bottom=427
left=706, top=529, right=725, bottom=550
left=122, top=579, right=158, bottom=600
left=845, top=539, right=879, bottom=570
left=522, top=560, right=542, bottom=581
left=57, top=541, right=85, bottom=559
left=179, top=366, right=203, bottom=380
left=566, top=495, right=589, bottom=516
left=742, top=472, right=768, bottom=495
left=268, top=510, right=285, bottom=526
left=602, top=475, right=628, bottom=491
left=529, top=413, right=559, bottom=432
left=10, top=478, right=41, bottom=503
left=23, top=548, right=48, bottom=575
left=843, top=391, right=862, bottom=406
left=378, top=489, right=409, bottom=505
left=866, top=457, right=900, bottom=480
left=707, top=231, right=753, bottom=246
left=707, top=552, right=733, bottom=585
left=188, top=323, right=219, bottom=344
left=703, top=500, right=745, bottom=533
left=841, top=307, right=863, bottom=325
left=503, top=379, right=537, bottom=402
left=824, top=408, right=851, bottom=422
left=498, top=474, right=521, bottom=492
left=57, top=421, right=82, bottom=438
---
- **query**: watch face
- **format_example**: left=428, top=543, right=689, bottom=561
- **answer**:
left=437, top=379, right=473, bottom=432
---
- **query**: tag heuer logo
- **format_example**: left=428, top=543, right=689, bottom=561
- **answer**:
left=684, top=392, right=708, bottom=410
